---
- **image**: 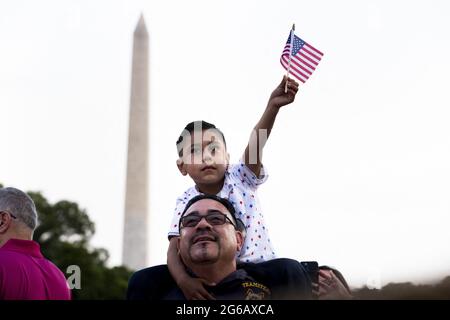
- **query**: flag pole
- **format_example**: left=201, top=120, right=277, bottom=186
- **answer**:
left=285, top=23, right=295, bottom=93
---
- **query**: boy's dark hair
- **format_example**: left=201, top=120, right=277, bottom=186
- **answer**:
left=179, top=194, right=245, bottom=233
left=176, top=120, right=227, bottom=157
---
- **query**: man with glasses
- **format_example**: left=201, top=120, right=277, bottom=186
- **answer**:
left=0, top=187, right=71, bottom=300
left=127, top=194, right=313, bottom=300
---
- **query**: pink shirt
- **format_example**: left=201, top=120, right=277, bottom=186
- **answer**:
left=0, top=239, right=71, bottom=300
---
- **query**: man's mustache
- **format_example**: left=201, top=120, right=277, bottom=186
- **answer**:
left=190, top=230, right=219, bottom=245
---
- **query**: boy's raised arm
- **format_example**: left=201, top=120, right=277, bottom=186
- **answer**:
left=243, top=76, right=299, bottom=176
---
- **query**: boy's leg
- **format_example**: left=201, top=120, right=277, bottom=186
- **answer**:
left=127, top=264, right=176, bottom=300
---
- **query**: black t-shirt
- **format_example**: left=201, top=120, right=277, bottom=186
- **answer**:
left=126, top=258, right=313, bottom=300
left=163, top=269, right=271, bottom=300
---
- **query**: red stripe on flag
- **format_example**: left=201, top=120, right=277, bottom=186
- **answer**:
left=280, top=58, right=306, bottom=82
left=290, top=56, right=313, bottom=75
left=293, top=54, right=316, bottom=70
left=302, top=47, right=322, bottom=61
left=290, top=65, right=308, bottom=82
left=305, top=43, right=324, bottom=57
left=281, top=56, right=309, bottom=82
left=282, top=54, right=314, bottom=80
left=298, top=51, right=319, bottom=66
left=291, top=59, right=314, bottom=75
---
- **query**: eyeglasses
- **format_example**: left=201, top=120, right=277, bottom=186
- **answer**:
left=180, top=212, right=236, bottom=230
left=0, top=210, right=17, bottom=220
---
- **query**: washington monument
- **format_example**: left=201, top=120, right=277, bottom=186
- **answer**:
left=122, top=15, right=149, bottom=270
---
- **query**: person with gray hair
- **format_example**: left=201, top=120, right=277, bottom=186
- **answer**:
left=0, top=187, right=71, bottom=300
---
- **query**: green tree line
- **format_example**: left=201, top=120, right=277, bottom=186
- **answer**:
left=353, top=277, right=450, bottom=299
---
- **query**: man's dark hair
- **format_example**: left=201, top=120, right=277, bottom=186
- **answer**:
left=179, top=194, right=245, bottom=233
left=176, top=121, right=227, bottom=157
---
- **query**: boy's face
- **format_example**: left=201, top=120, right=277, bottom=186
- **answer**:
left=177, top=129, right=229, bottom=186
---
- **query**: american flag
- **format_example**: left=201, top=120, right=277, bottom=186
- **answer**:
left=280, top=33, right=324, bottom=83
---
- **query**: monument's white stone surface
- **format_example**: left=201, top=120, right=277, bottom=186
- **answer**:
left=122, top=15, right=149, bottom=270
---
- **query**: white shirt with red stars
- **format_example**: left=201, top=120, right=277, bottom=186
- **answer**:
left=168, top=159, right=276, bottom=263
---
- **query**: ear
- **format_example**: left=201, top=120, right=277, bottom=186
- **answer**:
left=235, top=230, right=244, bottom=252
left=176, top=236, right=186, bottom=265
left=176, top=158, right=187, bottom=176
left=0, top=212, right=12, bottom=234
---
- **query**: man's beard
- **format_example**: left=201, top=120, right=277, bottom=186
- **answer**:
left=189, top=239, right=221, bottom=264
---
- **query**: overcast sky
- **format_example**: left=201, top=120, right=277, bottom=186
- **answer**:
left=1, top=0, right=450, bottom=288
